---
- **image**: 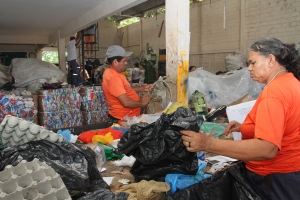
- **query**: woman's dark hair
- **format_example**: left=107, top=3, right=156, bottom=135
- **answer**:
left=70, top=36, right=76, bottom=41
left=106, top=56, right=123, bottom=64
left=250, top=37, right=300, bottom=80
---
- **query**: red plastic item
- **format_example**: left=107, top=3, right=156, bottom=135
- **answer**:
left=78, top=130, right=97, bottom=143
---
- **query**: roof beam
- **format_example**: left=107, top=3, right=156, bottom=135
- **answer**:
left=127, top=3, right=165, bottom=18
left=50, top=0, right=147, bottom=44
left=0, top=35, right=49, bottom=45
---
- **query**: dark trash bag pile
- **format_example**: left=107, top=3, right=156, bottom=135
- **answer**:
left=116, top=107, right=203, bottom=181
left=166, top=162, right=262, bottom=200
left=0, top=140, right=109, bottom=197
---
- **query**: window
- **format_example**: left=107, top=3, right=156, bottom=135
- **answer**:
left=42, top=51, right=59, bottom=63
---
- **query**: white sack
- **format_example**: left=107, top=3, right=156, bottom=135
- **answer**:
left=188, top=68, right=263, bottom=109
left=11, top=58, right=66, bottom=92
left=225, top=53, right=247, bottom=71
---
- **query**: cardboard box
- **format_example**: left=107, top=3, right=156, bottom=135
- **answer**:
left=228, top=94, right=254, bottom=106
left=226, top=99, right=256, bottom=140
left=159, top=55, right=166, bottom=60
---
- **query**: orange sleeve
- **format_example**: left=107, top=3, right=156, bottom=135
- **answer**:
left=254, top=97, right=286, bottom=149
left=107, top=76, right=126, bottom=97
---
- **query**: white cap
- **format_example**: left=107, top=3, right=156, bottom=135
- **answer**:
left=105, top=45, right=133, bottom=58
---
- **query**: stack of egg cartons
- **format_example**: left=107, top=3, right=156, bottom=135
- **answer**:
left=80, top=86, right=108, bottom=125
left=0, top=158, right=71, bottom=200
left=0, top=115, right=63, bottom=148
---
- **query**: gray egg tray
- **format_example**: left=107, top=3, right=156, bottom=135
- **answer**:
left=0, top=115, right=63, bottom=148
left=0, top=158, right=71, bottom=200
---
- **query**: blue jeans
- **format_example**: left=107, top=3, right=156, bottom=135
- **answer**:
left=68, top=60, right=80, bottom=85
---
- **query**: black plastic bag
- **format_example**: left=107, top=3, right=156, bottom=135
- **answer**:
left=0, top=147, right=22, bottom=171
left=78, top=188, right=128, bottom=200
left=0, top=140, right=109, bottom=193
left=0, top=81, right=15, bottom=91
left=116, top=107, right=202, bottom=181
left=166, top=162, right=262, bottom=200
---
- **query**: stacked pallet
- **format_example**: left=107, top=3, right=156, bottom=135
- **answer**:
left=0, top=91, right=37, bottom=123
left=79, top=86, right=108, bottom=125
left=37, top=87, right=83, bottom=130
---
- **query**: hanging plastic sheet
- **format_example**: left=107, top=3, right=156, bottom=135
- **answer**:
left=116, top=107, right=202, bottom=181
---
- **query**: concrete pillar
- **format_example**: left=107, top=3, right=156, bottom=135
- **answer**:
left=36, top=50, right=43, bottom=60
left=165, top=0, right=190, bottom=105
left=140, top=19, right=143, bottom=53
left=57, top=30, right=67, bottom=78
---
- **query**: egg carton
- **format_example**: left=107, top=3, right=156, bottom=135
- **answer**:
left=0, top=158, right=71, bottom=200
left=0, top=115, right=63, bottom=148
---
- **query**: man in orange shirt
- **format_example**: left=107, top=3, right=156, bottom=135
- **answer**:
left=102, top=45, right=152, bottom=121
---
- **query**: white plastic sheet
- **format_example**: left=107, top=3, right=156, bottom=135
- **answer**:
left=11, top=58, right=66, bottom=92
left=188, top=68, right=263, bottom=109
left=121, top=113, right=162, bottom=127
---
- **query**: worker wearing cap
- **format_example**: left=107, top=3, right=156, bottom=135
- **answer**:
left=102, top=45, right=152, bottom=121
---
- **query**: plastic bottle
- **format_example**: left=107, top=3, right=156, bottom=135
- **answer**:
left=197, top=151, right=206, bottom=166
left=192, top=90, right=208, bottom=115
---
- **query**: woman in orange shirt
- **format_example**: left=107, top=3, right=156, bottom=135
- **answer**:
left=181, top=37, right=300, bottom=200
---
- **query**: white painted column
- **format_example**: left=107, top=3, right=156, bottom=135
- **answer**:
left=165, top=0, right=190, bottom=105
left=57, top=30, right=67, bottom=79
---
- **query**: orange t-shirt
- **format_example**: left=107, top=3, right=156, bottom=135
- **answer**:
left=102, top=68, right=140, bottom=119
left=241, top=73, right=300, bottom=176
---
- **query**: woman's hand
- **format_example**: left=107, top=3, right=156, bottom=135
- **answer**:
left=180, top=130, right=212, bottom=152
left=223, top=121, right=241, bottom=136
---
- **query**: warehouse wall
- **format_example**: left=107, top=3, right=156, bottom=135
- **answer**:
left=119, top=0, right=241, bottom=73
left=189, top=0, right=241, bottom=73
left=103, top=0, right=300, bottom=73
left=96, top=19, right=120, bottom=63
left=244, top=0, right=300, bottom=51
left=121, top=14, right=166, bottom=68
